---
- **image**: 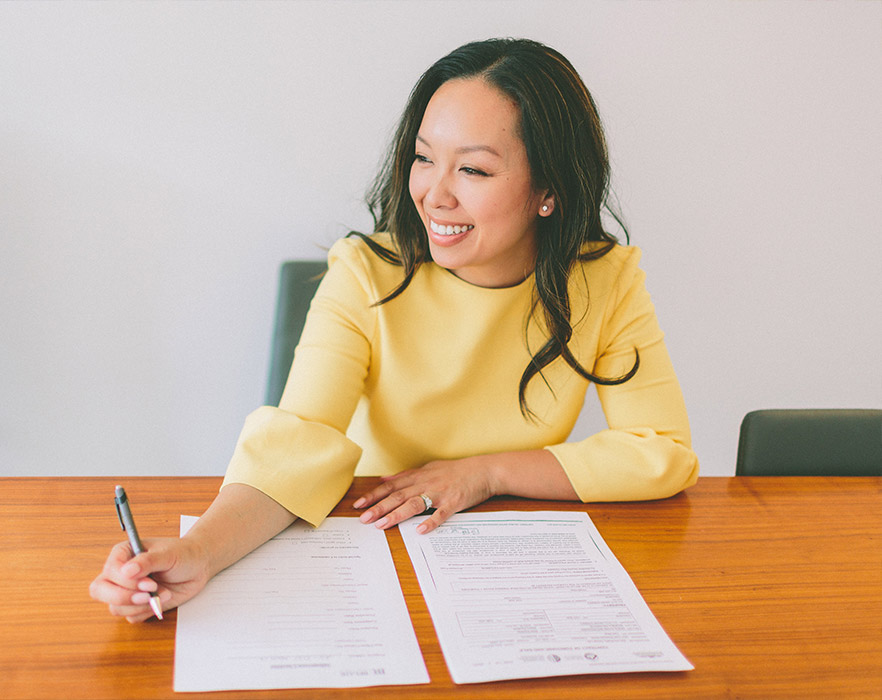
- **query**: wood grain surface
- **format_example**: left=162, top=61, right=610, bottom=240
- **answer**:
left=1, top=476, right=879, bottom=699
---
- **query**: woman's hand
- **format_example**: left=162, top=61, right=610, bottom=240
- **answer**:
left=354, top=450, right=579, bottom=534
left=90, top=483, right=298, bottom=623
left=354, top=456, right=498, bottom=534
left=89, top=536, right=210, bottom=623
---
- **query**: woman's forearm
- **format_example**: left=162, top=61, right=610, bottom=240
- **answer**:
left=485, top=449, right=580, bottom=501
left=184, top=483, right=297, bottom=579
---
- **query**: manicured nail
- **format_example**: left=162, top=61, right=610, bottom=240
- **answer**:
left=353, top=497, right=365, bottom=508
left=359, top=511, right=372, bottom=523
left=416, top=523, right=428, bottom=534
left=374, top=517, right=388, bottom=529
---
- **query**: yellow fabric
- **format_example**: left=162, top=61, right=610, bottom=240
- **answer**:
left=222, top=233, right=699, bottom=525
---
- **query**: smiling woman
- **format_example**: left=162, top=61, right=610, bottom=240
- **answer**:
left=90, top=38, right=699, bottom=624
left=409, top=78, right=548, bottom=289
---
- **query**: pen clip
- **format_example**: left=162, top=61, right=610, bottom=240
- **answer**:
left=115, top=492, right=126, bottom=531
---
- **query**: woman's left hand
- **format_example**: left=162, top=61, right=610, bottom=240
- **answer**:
left=354, top=456, right=498, bottom=534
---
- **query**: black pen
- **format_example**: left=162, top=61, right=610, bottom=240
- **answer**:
left=114, top=485, right=163, bottom=620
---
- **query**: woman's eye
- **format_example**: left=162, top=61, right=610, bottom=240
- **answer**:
left=461, top=167, right=489, bottom=177
left=414, top=154, right=431, bottom=164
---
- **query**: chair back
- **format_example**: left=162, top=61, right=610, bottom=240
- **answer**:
left=736, top=409, right=882, bottom=476
left=265, top=260, right=327, bottom=406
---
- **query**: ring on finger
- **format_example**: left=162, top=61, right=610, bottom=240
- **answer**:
left=418, top=493, right=433, bottom=513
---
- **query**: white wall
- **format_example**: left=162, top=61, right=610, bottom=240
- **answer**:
left=2, top=1, right=879, bottom=477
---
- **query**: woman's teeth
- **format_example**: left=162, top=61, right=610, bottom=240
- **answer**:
left=430, top=221, right=474, bottom=236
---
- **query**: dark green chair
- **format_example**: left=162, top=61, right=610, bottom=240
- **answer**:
left=736, top=409, right=882, bottom=476
left=265, top=260, right=327, bottom=406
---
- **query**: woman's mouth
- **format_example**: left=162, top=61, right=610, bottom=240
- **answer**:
left=430, top=220, right=474, bottom=236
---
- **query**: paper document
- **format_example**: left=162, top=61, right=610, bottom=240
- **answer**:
left=399, top=511, right=692, bottom=684
left=174, top=516, right=429, bottom=692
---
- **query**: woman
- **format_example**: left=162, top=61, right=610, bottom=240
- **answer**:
left=91, top=38, right=698, bottom=623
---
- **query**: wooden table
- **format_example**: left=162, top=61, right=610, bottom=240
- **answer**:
left=1, top=476, right=880, bottom=699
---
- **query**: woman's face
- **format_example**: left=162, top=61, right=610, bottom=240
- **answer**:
left=408, top=78, right=551, bottom=288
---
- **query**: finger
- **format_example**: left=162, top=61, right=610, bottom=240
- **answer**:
left=126, top=611, right=156, bottom=624
left=353, top=478, right=404, bottom=509
left=89, top=576, right=139, bottom=607
left=131, top=590, right=169, bottom=606
left=99, top=541, right=136, bottom=583
left=354, top=468, right=429, bottom=509
left=358, top=486, right=415, bottom=523
left=119, top=561, right=141, bottom=581
left=111, top=603, right=157, bottom=624
left=108, top=599, right=152, bottom=619
left=414, top=507, right=453, bottom=534
left=378, top=471, right=414, bottom=485
left=102, top=541, right=163, bottom=593
left=108, top=587, right=172, bottom=620
left=119, top=541, right=177, bottom=582
left=136, top=578, right=158, bottom=593
left=372, top=494, right=431, bottom=530
left=92, top=541, right=168, bottom=604
left=114, top=555, right=160, bottom=599
left=90, top=571, right=167, bottom=607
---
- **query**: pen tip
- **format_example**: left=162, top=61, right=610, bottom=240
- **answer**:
left=149, top=594, right=163, bottom=621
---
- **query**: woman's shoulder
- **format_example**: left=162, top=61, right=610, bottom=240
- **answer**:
left=326, top=232, right=404, bottom=295
left=327, top=232, right=398, bottom=269
left=328, top=231, right=395, bottom=261
left=562, top=242, right=649, bottom=332
left=576, top=241, right=643, bottom=286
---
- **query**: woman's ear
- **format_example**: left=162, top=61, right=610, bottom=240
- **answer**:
left=539, top=194, right=555, bottom=217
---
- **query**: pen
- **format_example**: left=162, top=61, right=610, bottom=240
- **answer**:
left=114, top=485, right=163, bottom=620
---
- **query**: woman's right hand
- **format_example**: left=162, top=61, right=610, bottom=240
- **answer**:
left=89, top=536, right=210, bottom=623
left=90, top=483, right=298, bottom=623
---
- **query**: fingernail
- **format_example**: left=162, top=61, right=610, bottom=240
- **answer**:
left=121, top=562, right=139, bottom=577
left=416, top=523, right=428, bottom=534
left=132, top=592, right=149, bottom=605
left=353, top=498, right=365, bottom=508
left=359, top=511, right=372, bottom=523
left=374, top=517, right=388, bottom=529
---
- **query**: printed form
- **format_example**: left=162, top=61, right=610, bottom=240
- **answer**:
left=173, top=516, right=429, bottom=692
left=399, top=511, right=692, bottom=684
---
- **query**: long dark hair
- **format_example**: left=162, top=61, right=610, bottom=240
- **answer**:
left=351, top=38, right=638, bottom=419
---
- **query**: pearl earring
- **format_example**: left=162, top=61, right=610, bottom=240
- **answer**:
left=541, top=205, right=549, bottom=212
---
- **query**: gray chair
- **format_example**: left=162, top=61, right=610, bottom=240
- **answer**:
left=265, top=260, right=327, bottom=406
left=735, top=409, right=882, bottom=476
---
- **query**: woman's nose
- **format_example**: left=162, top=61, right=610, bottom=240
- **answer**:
left=425, top=171, right=457, bottom=209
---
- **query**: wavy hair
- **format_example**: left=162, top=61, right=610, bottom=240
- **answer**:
left=350, top=38, right=638, bottom=419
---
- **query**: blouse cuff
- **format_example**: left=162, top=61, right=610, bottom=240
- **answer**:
left=222, top=406, right=362, bottom=527
left=544, top=430, right=699, bottom=503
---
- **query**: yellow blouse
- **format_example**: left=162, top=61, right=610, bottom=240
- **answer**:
left=223, top=234, right=699, bottom=525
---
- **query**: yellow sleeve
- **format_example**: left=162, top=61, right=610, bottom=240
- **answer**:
left=221, top=238, right=377, bottom=526
left=545, top=249, right=699, bottom=501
